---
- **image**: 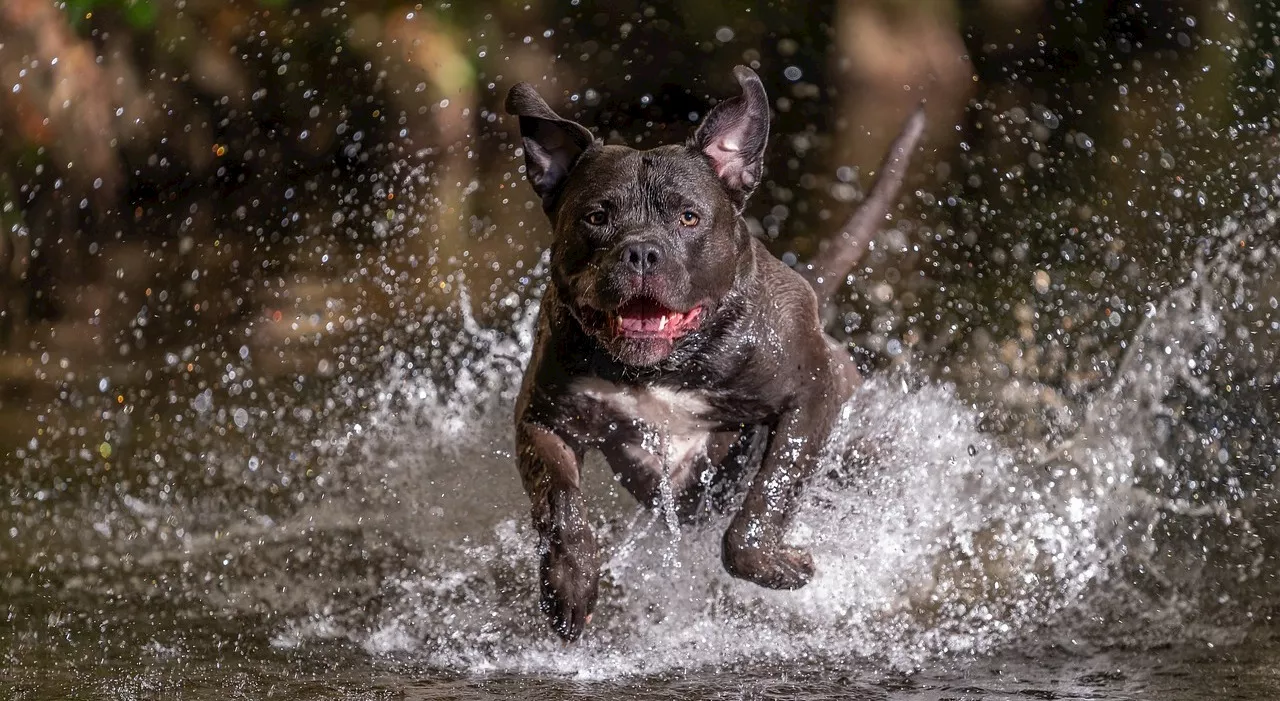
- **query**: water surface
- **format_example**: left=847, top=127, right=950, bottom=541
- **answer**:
left=4, top=224, right=1278, bottom=699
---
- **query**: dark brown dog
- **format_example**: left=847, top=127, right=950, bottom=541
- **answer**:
left=507, top=66, right=924, bottom=640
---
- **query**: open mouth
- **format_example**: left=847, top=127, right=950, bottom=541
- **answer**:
left=607, top=297, right=703, bottom=340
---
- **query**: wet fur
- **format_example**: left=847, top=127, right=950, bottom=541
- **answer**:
left=507, top=67, right=923, bottom=640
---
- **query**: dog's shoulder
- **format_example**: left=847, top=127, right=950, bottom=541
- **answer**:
left=516, top=290, right=592, bottom=420
left=746, top=238, right=824, bottom=338
left=736, top=238, right=859, bottom=399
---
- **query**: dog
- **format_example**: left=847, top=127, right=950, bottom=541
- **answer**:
left=506, top=66, right=925, bottom=640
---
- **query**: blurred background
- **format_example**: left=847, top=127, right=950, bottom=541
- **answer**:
left=1, top=0, right=1277, bottom=425
left=3, top=1, right=1280, bottom=696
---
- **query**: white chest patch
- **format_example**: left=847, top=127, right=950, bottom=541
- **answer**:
left=572, top=377, right=714, bottom=431
left=571, top=377, right=715, bottom=471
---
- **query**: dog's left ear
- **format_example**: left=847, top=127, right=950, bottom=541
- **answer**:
left=692, top=66, right=770, bottom=209
left=506, top=83, right=597, bottom=211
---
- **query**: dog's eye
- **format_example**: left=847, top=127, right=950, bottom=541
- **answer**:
left=679, top=211, right=700, bottom=227
left=585, top=210, right=608, bottom=226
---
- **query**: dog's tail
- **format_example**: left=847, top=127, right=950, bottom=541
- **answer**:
left=800, top=105, right=927, bottom=308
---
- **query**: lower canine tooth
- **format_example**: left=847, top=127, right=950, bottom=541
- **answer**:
left=658, top=315, right=668, bottom=330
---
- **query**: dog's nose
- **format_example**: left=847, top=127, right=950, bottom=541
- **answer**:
left=621, top=242, right=663, bottom=275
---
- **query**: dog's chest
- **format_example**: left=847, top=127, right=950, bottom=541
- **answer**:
left=570, top=377, right=715, bottom=462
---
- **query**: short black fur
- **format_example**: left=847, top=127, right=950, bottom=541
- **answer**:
left=506, top=67, right=925, bottom=641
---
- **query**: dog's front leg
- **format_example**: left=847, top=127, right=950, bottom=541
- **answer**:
left=721, top=398, right=841, bottom=589
left=517, top=422, right=598, bottom=640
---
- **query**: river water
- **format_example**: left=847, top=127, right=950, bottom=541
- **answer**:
left=3, top=211, right=1278, bottom=699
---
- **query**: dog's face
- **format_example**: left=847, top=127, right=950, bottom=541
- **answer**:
left=546, top=145, right=746, bottom=366
left=508, top=67, right=771, bottom=367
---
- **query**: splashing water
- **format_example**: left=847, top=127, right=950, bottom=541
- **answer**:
left=211, top=216, right=1274, bottom=677
left=3, top=217, right=1275, bottom=692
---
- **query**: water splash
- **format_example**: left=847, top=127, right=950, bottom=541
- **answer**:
left=8, top=213, right=1274, bottom=681
left=263, top=215, right=1269, bottom=675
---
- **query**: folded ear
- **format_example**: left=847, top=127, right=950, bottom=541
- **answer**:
left=506, top=83, right=597, bottom=211
left=691, top=66, right=771, bottom=209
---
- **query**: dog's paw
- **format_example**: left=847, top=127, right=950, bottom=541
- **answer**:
left=721, top=528, right=814, bottom=590
left=540, top=546, right=598, bottom=641
left=539, top=490, right=600, bottom=641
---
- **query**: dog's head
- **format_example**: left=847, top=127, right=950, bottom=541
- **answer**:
left=507, top=66, right=770, bottom=367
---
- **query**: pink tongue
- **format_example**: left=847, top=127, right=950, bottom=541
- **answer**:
left=618, top=312, right=678, bottom=332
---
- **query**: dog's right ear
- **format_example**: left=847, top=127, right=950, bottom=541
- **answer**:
left=506, top=83, right=596, bottom=211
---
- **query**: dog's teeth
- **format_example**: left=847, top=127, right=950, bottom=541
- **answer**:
left=658, top=315, right=668, bottom=330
